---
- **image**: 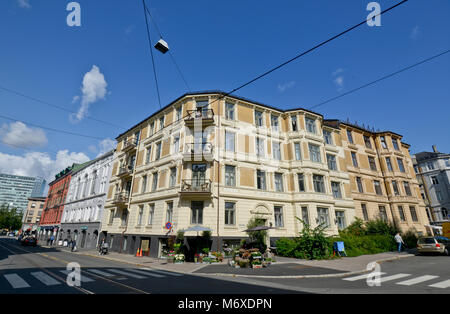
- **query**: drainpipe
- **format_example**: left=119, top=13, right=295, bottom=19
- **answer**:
left=216, top=95, right=222, bottom=252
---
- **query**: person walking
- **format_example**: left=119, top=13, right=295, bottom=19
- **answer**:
left=50, top=235, right=55, bottom=246
left=395, top=233, right=405, bottom=253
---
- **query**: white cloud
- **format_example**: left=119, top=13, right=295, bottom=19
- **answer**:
left=0, top=150, right=90, bottom=184
left=332, top=68, right=345, bottom=76
left=88, top=138, right=116, bottom=157
left=0, top=122, right=48, bottom=149
left=334, top=76, right=344, bottom=90
left=71, top=65, right=108, bottom=122
left=17, top=0, right=31, bottom=9
left=410, top=26, right=421, bottom=40
left=277, top=81, right=295, bottom=93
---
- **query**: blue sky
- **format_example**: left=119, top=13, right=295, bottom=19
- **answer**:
left=0, top=0, right=449, bottom=182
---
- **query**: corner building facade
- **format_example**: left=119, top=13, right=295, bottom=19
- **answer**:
left=101, top=91, right=428, bottom=257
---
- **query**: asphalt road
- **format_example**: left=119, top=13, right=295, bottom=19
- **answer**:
left=0, top=237, right=299, bottom=294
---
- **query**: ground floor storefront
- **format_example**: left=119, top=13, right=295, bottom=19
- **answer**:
left=58, top=223, right=100, bottom=250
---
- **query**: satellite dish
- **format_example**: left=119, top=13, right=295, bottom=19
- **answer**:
left=154, top=39, right=169, bottom=54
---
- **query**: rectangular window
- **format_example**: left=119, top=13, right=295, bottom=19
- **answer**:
left=356, top=177, right=364, bottom=193
left=392, top=180, right=400, bottom=196
left=361, top=204, right=369, bottom=221
left=173, top=135, right=180, bottom=153
left=374, top=180, right=383, bottom=195
left=386, top=157, right=393, bottom=171
left=379, top=206, right=388, bottom=222
left=152, top=172, right=158, bottom=191
left=159, top=116, right=165, bottom=131
left=225, top=131, right=235, bottom=152
left=225, top=202, right=235, bottom=225
left=301, top=207, right=309, bottom=225
left=155, top=142, right=162, bottom=160
left=294, top=143, right=302, bottom=160
left=255, top=110, right=264, bottom=127
left=398, top=206, right=406, bottom=222
left=145, top=146, right=152, bottom=164
left=335, top=211, right=346, bottom=230
left=191, top=201, right=203, bottom=224
left=397, top=158, right=405, bottom=173
left=368, top=156, right=377, bottom=171
left=431, top=176, right=439, bottom=185
left=297, top=173, right=305, bottom=192
left=409, top=206, right=418, bottom=222
left=149, top=122, right=155, bottom=136
left=225, top=102, right=235, bottom=120
left=271, top=115, right=279, bottom=132
left=327, top=154, right=337, bottom=170
left=137, top=205, right=144, bottom=226
left=313, top=175, right=325, bottom=193
left=274, top=206, right=284, bottom=227
left=331, top=182, right=342, bottom=199
left=351, top=152, right=358, bottom=167
left=403, top=181, right=412, bottom=196
left=380, top=136, right=387, bottom=149
left=309, top=144, right=321, bottom=163
left=166, top=202, right=173, bottom=223
left=317, top=207, right=330, bottom=228
left=121, top=209, right=128, bottom=226
left=176, top=106, right=182, bottom=121
left=305, top=117, right=316, bottom=134
left=148, top=204, right=155, bottom=225
left=225, top=165, right=236, bottom=187
left=257, top=170, right=266, bottom=190
left=169, top=167, right=177, bottom=188
left=427, top=162, right=435, bottom=170
left=347, top=130, right=354, bottom=144
left=273, top=141, right=281, bottom=160
left=291, top=115, right=298, bottom=131
left=324, top=130, right=333, bottom=145
left=141, top=175, right=147, bottom=193
left=274, top=173, right=284, bottom=192
left=364, top=135, right=372, bottom=149
left=392, top=138, right=399, bottom=150
left=256, top=137, right=265, bottom=157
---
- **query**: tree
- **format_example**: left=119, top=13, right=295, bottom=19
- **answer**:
left=0, top=204, right=23, bottom=230
left=245, top=217, right=267, bottom=252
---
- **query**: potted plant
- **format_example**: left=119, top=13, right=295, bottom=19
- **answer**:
left=174, top=254, right=185, bottom=264
left=252, top=259, right=262, bottom=269
left=194, top=253, right=200, bottom=263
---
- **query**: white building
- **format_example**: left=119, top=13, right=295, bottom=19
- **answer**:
left=60, top=150, right=114, bottom=249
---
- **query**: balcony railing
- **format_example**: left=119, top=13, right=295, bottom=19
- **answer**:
left=185, top=109, right=214, bottom=125
left=112, top=192, right=130, bottom=205
left=183, top=142, right=214, bottom=161
left=122, top=139, right=137, bottom=152
left=180, top=179, right=212, bottom=194
left=117, top=165, right=133, bottom=177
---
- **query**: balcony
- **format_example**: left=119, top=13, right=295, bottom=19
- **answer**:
left=117, top=165, right=133, bottom=178
left=182, top=142, right=214, bottom=162
left=184, top=109, right=214, bottom=127
left=180, top=179, right=212, bottom=198
left=112, top=192, right=130, bottom=206
left=122, top=139, right=137, bottom=152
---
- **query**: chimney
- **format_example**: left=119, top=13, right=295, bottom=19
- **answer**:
left=432, top=145, right=438, bottom=153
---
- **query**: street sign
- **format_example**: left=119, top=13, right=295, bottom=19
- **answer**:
left=165, top=222, right=172, bottom=230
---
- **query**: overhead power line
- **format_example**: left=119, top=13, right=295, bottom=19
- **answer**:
left=309, top=48, right=450, bottom=110
left=0, top=85, right=125, bottom=130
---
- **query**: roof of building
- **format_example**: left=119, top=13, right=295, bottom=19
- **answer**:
left=70, top=149, right=115, bottom=176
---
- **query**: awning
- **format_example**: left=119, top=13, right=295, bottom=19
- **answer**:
left=424, top=225, right=443, bottom=230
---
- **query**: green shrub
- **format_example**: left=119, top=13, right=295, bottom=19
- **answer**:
left=365, top=219, right=399, bottom=236
left=275, top=238, right=298, bottom=257
left=402, top=229, right=418, bottom=249
left=331, top=234, right=396, bottom=257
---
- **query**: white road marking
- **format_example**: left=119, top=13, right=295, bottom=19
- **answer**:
left=4, top=274, right=30, bottom=289
left=429, top=279, right=450, bottom=289
left=125, top=269, right=165, bottom=278
left=86, top=269, right=116, bottom=277
left=396, top=275, right=439, bottom=286
left=106, top=269, right=147, bottom=279
left=379, top=274, right=411, bottom=283
left=141, top=268, right=183, bottom=277
left=31, top=272, right=61, bottom=286
left=59, top=270, right=94, bottom=283
left=343, top=272, right=385, bottom=281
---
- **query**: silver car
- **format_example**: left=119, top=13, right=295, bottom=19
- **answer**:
left=416, top=236, right=450, bottom=256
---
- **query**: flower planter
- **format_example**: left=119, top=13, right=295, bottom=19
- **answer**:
left=252, top=264, right=262, bottom=269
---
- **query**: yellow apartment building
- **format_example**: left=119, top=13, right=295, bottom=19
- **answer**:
left=101, top=91, right=356, bottom=258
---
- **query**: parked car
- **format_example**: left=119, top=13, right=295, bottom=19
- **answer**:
left=17, top=234, right=24, bottom=242
left=0, top=230, right=7, bottom=236
left=8, top=232, right=15, bottom=237
left=21, top=237, right=37, bottom=247
left=416, top=236, right=450, bottom=256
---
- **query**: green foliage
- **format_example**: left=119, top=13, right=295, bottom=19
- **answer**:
left=0, top=204, right=23, bottom=230
left=330, top=234, right=396, bottom=257
left=402, top=229, right=419, bottom=249
left=245, top=217, right=267, bottom=253
left=339, top=218, right=366, bottom=236
left=275, top=238, right=298, bottom=257
left=365, top=218, right=399, bottom=236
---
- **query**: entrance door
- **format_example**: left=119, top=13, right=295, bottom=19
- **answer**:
left=192, top=164, right=206, bottom=188
left=81, top=230, right=87, bottom=248
left=140, top=238, right=151, bottom=256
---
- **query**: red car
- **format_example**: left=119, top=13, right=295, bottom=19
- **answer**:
left=21, top=237, right=37, bottom=247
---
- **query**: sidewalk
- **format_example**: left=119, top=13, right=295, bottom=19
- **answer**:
left=63, top=247, right=414, bottom=279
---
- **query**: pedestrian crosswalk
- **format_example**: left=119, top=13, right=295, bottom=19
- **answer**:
left=1, top=267, right=183, bottom=290
left=342, top=272, right=450, bottom=289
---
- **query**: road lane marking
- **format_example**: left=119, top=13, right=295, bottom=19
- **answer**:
left=59, top=270, right=95, bottom=283
left=31, top=272, right=61, bottom=286
left=86, top=269, right=116, bottom=277
left=379, top=274, right=411, bottom=283
left=4, top=274, right=30, bottom=289
left=429, top=279, right=450, bottom=289
left=106, top=269, right=147, bottom=279
left=343, top=272, right=385, bottom=281
left=126, top=269, right=165, bottom=278
left=396, top=275, right=439, bottom=286
left=141, top=268, right=183, bottom=277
